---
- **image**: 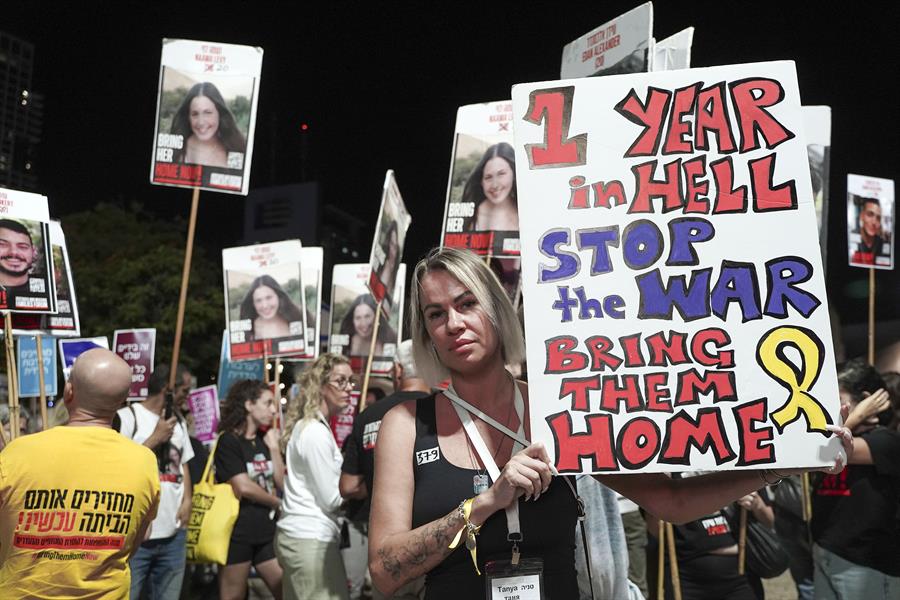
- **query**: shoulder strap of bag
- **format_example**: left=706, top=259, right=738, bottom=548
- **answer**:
left=199, top=437, right=221, bottom=486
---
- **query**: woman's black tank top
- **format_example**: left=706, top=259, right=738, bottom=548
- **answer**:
left=410, top=394, right=579, bottom=599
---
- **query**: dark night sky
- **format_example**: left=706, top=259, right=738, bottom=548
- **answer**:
left=5, top=2, right=899, bottom=355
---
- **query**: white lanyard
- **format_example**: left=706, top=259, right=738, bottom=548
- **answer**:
left=445, top=379, right=526, bottom=541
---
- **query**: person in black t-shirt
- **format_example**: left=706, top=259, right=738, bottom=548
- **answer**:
left=812, top=360, right=900, bottom=599
left=215, top=379, right=285, bottom=600
left=340, top=340, right=430, bottom=600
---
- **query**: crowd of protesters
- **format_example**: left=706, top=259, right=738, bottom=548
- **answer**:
left=1, top=247, right=889, bottom=600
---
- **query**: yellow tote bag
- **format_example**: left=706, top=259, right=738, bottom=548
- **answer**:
left=186, top=438, right=240, bottom=564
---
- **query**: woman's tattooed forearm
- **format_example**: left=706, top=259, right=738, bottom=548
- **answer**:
left=378, top=509, right=464, bottom=580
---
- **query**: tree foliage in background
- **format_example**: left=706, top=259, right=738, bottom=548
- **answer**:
left=62, top=203, right=224, bottom=382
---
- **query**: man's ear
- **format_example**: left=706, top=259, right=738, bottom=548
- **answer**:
left=63, top=381, right=74, bottom=406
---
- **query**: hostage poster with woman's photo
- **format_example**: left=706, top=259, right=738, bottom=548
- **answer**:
left=0, top=187, right=56, bottom=314
left=223, top=240, right=308, bottom=361
left=512, top=60, right=843, bottom=473
left=329, top=263, right=405, bottom=375
left=367, top=170, right=411, bottom=312
left=149, top=38, right=263, bottom=195
left=441, top=101, right=523, bottom=303
left=12, top=220, right=80, bottom=335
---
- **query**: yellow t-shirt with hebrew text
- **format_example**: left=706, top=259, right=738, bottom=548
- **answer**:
left=0, top=425, right=159, bottom=599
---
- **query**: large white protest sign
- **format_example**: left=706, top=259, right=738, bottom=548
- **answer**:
left=368, top=170, right=411, bottom=311
left=223, top=240, right=307, bottom=360
left=330, top=263, right=405, bottom=376
left=0, top=187, right=56, bottom=314
left=847, top=174, right=894, bottom=269
left=150, top=38, right=263, bottom=195
left=652, top=27, right=694, bottom=72
left=512, top=60, right=842, bottom=474
left=560, top=3, right=653, bottom=79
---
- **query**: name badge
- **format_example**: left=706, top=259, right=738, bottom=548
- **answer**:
left=485, top=558, right=543, bottom=600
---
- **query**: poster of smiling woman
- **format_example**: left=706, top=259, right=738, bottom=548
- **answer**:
left=0, top=187, right=55, bottom=314
left=150, top=38, right=263, bottom=195
left=222, top=240, right=307, bottom=360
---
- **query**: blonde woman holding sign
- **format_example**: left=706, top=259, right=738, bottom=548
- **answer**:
left=368, top=247, right=852, bottom=599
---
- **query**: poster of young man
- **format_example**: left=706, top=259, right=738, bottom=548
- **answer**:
left=441, top=101, right=520, bottom=259
left=329, top=263, right=405, bottom=375
left=512, top=60, right=842, bottom=474
left=652, top=27, right=694, bottom=71
left=0, top=187, right=55, bottom=314
left=217, top=330, right=265, bottom=398
left=59, top=337, right=109, bottom=381
left=560, top=2, right=654, bottom=79
left=367, top=170, right=411, bottom=311
left=11, top=221, right=81, bottom=336
left=149, top=38, right=263, bottom=195
left=298, top=247, right=323, bottom=360
left=113, top=328, right=156, bottom=400
left=847, top=174, right=894, bottom=269
left=223, top=239, right=307, bottom=360
left=16, top=336, right=58, bottom=398
left=803, top=107, right=832, bottom=250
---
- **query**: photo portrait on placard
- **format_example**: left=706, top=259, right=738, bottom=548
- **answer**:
left=847, top=174, right=894, bottom=269
left=0, top=217, right=54, bottom=314
left=225, top=261, right=308, bottom=360
left=368, top=171, right=411, bottom=310
left=150, top=39, right=262, bottom=195
left=329, top=264, right=404, bottom=375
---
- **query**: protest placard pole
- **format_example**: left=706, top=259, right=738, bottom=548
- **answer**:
left=36, top=334, right=48, bottom=431
left=868, top=268, right=876, bottom=364
left=263, top=347, right=270, bottom=385
left=4, top=313, right=19, bottom=440
left=665, top=522, right=682, bottom=600
left=801, top=473, right=812, bottom=521
left=168, top=186, right=200, bottom=390
left=274, top=356, right=281, bottom=397
left=657, top=520, right=665, bottom=599
left=359, top=299, right=383, bottom=413
left=737, top=507, right=748, bottom=575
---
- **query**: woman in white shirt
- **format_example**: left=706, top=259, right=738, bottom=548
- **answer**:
left=277, top=354, right=355, bottom=600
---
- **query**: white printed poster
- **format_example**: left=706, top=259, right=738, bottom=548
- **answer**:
left=512, top=60, right=842, bottom=473
left=150, top=38, right=263, bottom=195
left=847, top=174, right=894, bottom=269
left=329, top=263, right=405, bottom=376
left=223, top=240, right=307, bottom=360
left=298, top=247, right=324, bottom=360
left=0, top=187, right=55, bottom=314
left=560, top=2, right=654, bottom=79
left=802, top=106, right=831, bottom=251
left=367, top=170, right=411, bottom=311
left=652, top=27, right=694, bottom=72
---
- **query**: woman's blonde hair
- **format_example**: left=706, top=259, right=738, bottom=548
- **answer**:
left=281, top=353, right=350, bottom=452
left=409, top=247, right=525, bottom=385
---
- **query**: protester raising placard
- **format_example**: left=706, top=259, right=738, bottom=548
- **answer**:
left=367, top=170, right=411, bottom=311
left=113, top=329, right=156, bottom=400
left=12, top=221, right=81, bottom=336
left=0, top=187, right=56, bottom=314
left=512, top=60, right=842, bottom=473
left=329, top=263, right=405, bottom=375
left=149, top=38, right=263, bottom=195
left=847, top=174, right=894, bottom=269
left=222, top=240, right=307, bottom=360
left=560, top=2, right=653, bottom=78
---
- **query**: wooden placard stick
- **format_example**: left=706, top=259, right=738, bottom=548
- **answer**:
left=168, top=186, right=200, bottom=390
left=801, top=472, right=812, bottom=522
left=359, top=299, right=383, bottom=413
left=263, top=346, right=270, bottom=386
left=4, top=313, right=19, bottom=440
left=36, top=334, right=48, bottom=431
left=868, top=268, right=876, bottom=364
left=737, top=507, right=748, bottom=575
left=665, top=521, right=682, bottom=600
left=657, top=519, right=666, bottom=600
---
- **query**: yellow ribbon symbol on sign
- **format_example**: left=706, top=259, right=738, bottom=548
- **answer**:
left=757, top=325, right=831, bottom=434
